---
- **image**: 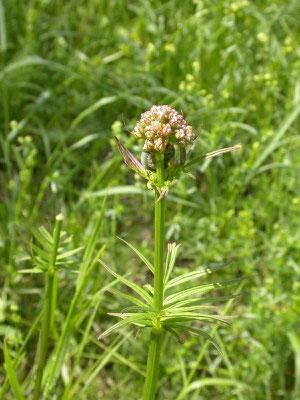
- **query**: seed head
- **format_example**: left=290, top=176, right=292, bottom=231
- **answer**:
left=132, top=105, right=195, bottom=152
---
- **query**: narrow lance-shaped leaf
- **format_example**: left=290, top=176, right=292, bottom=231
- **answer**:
left=163, top=305, right=217, bottom=313
left=164, top=322, right=221, bottom=354
left=164, top=294, right=242, bottom=310
left=162, top=312, right=237, bottom=325
left=144, top=284, right=154, bottom=295
left=163, top=325, right=182, bottom=343
left=166, top=259, right=234, bottom=289
left=164, top=243, right=181, bottom=286
left=38, top=226, right=54, bottom=244
left=26, top=220, right=53, bottom=252
left=184, top=146, right=240, bottom=171
left=179, top=378, right=250, bottom=398
left=164, top=276, right=248, bottom=305
left=30, top=242, right=50, bottom=260
left=103, top=288, right=150, bottom=308
left=117, top=236, right=154, bottom=274
left=108, top=310, right=158, bottom=319
left=19, top=268, right=44, bottom=274
left=119, top=305, right=155, bottom=314
left=98, top=314, right=150, bottom=340
left=56, top=246, right=84, bottom=260
left=115, top=136, right=147, bottom=177
left=98, top=259, right=154, bottom=306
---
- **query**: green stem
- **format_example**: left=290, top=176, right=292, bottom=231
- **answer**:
left=33, top=214, right=63, bottom=400
left=143, top=152, right=166, bottom=400
left=154, top=153, right=165, bottom=310
left=50, top=270, right=58, bottom=332
left=44, top=245, right=106, bottom=399
left=143, top=328, right=163, bottom=400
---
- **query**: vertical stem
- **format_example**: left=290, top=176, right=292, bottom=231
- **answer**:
left=44, top=245, right=106, bottom=399
left=50, top=271, right=58, bottom=332
left=143, top=328, right=163, bottom=400
left=143, top=152, right=165, bottom=400
left=154, top=153, right=165, bottom=310
left=33, top=214, right=63, bottom=400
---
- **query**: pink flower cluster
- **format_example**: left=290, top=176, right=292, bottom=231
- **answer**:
left=132, top=105, right=195, bottom=152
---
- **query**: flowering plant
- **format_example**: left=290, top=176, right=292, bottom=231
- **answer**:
left=99, top=105, right=244, bottom=400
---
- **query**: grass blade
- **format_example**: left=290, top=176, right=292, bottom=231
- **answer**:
left=70, top=96, right=119, bottom=130
left=248, top=101, right=300, bottom=179
left=177, top=378, right=250, bottom=399
left=288, top=331, right=300, bottom=397
left=3, top=341, right=25, bottom=400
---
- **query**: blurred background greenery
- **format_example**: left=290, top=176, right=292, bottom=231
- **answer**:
left=1, top=0, right=300, bottom=399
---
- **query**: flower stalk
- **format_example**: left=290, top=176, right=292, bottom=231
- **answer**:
left=154, top=153, right=166, bottom=311
left=143, top=153, right=166, bottom=400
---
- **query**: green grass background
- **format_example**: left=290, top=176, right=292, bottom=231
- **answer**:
left=1, top=0, right=300, bottom=399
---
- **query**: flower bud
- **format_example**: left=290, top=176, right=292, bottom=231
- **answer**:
left=132, top=105, right=195, bottom=152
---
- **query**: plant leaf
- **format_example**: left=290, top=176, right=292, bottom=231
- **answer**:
left=98, top=259, right=153, bottom=306
left=287, top=331, right=300, bottom=397
left=38, top=226, right=54, bottom=244
left=164, top=243, right=181, bottom=285
left=19, top=268, right=44, bottom=274
left=143, top=284, right=154, bottom=295
left=162, top=312, right=237, bottom=325
left=98, top=314, right=150, bottom=340
left=163, top=305, right=217, bottom=313
left=57, top=246, right=84, bottom=260
left=166, top=259, right=234, bottom=289
left=164, top=294, right=242, bottom=310
left=164, top=277, right=248, bottom=306
left=119, top=305, right=154, bottom=314
left=184, top=146, right=240, bottom=171
left=178, top=378, right=250, bottom=399
left=30, top=242, right=50, bottom=260
left=103, top=288, right=150, bottom=308
left=163, top=323, right=221, bottom=354
left=26, top=221, right=53, bottom=252
left=117, top=236, right=154, bottom=274
left=164, top=325, right=182, bottom=343
left=115, top=136, right=147, bottom=177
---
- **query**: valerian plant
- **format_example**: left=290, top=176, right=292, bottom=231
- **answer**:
left=98, top=105, right=245, bottom=400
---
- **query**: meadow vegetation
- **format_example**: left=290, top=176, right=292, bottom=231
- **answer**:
left=0, top=0, right=300, bottom=399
